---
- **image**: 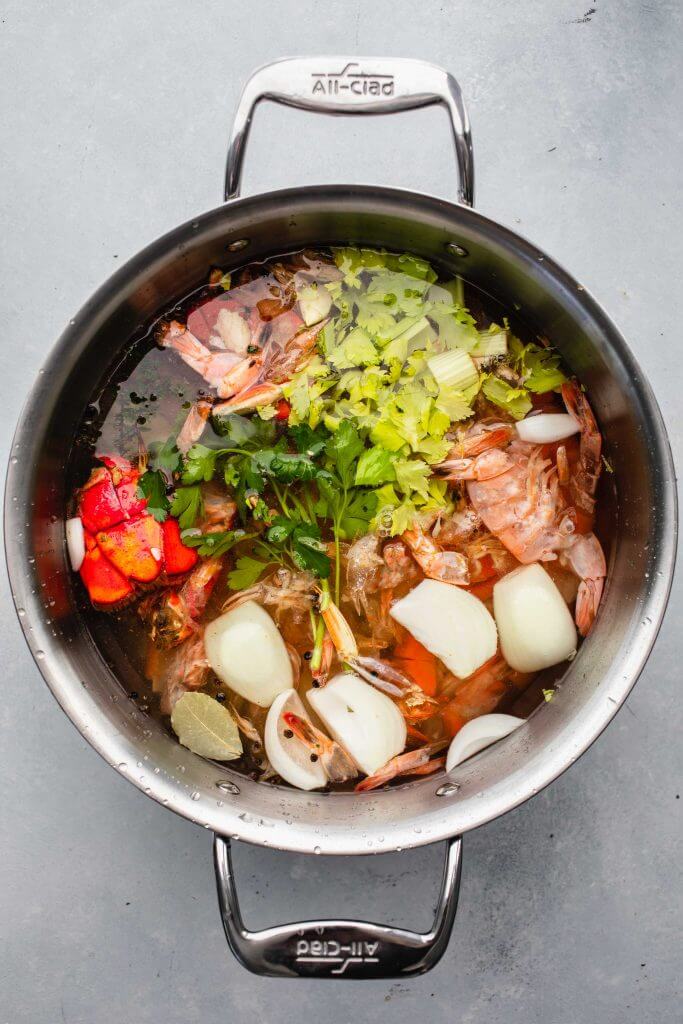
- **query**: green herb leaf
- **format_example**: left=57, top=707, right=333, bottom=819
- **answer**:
left=435, top=387, right=475, bottom=423
left=288, top=423, right=328, bottom=458
left=266, top=516, right=298, bottom=545
left=291, top=524, right=331, bottom=578
left=268, top=451, right=319, bottom=483
left=394, top=458, right=432, bottom=500
left=149, top=436, right=181, bottom=474
left=327, top=327, right=379, bottom=370
left=511, top=340, right=567, bottom=394
left=170, top=485, right=204, bottom=529
left=182, top=444, right=218, bottom=484
left=354, top=446, right=396, bottom=487
left=181, top=529, right=246, bottom=558
left=325, top=420, right=364, bottom=488
left=481, top=375, right=532, bottom=420
left=228, top=555, right=271, bottom=590
left=137, top=469, right=170, bottom=522
left=339, top=490, right=378, bottom=539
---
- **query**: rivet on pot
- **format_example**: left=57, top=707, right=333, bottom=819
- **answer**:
left=445, top=242, right=468, bottom=258
left=227, top=238, right=249, bottom=252
left=216, top=779, right=241, bottom=795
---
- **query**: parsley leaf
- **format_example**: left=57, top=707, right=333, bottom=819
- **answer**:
left=228, top=556, right=271, bottom=591
left=137, top=470, right=169, bottom=522
left=291, top=524, right=331, bottom=578
left=354, top=446, right=396, bottom=487
left=339, top=489, right=378, bottom=539
left=181, top=529, right=246, bottom=558
left=266, top=516, right=298, bottom=544
left=149, top=436, right=181, bottom=474
left=170, top=485, right=204, bottom=529
left=288, top=423, right=328, bottom=458
left=325, top=420, right=364, bottom=488
left=268, top=451, right=319, bottom=483
left=182, top=444, right=218, bottom=484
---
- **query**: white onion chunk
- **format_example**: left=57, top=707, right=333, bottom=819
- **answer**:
left=493, top=563, right=577, bottom=673
left=390, top=579, right=498, bottom=680
left=446, top=714, right=525, bottom=771
left=515, top=413, right=580, bottom=444
left=204, top=601, right=293, bottom=707
left=66, top=516, right=85, bottom=572
left=307, top=673, right=406, bottom=776
left=265, top=689, right=327, bottom=791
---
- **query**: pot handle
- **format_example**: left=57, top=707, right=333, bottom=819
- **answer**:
left=213, top=834, right=462, bottom=979
left=224, top=57, right=474, bottom=206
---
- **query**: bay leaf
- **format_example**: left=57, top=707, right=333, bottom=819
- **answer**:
left=171, top=692, right=243, bottom=760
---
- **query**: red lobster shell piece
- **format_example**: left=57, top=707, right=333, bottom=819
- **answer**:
left=74, top=455, right=198, bottom=609
left=161, top=518, right=199, bottom=576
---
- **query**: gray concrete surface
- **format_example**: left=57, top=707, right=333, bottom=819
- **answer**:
left=1, top=2, right=681, bottom=1022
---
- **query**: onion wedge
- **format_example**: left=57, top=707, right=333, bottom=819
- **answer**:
left=265, top=690, right=327, bottom=791
left=307, top=673, right=406, bottom=777
left=493, top=563, right=577, bottom=672
left=515, top=413, right=580, bottom=444
left=446, top=714, right=524, bottom=772
left=66, top=516, right=85, bottom=571
left=390, top=579, right=497, bottom=680
left=204, top=601, right=293, bottom=707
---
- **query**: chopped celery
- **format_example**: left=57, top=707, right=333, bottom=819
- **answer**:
left=427, top=349, right=479, bottom=392
left=471, top=330, right=508, bottom=359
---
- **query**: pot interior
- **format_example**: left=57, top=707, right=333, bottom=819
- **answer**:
left=6, top=186, right=675, bottom=853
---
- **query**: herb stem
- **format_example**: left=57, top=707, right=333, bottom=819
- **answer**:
left=271, top=480, right=291, bottom=517
left=309, top=612, right=325, bottom=673
left=289, top=492, right=310, bottom=523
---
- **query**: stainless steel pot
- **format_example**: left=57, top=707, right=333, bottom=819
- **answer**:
left=5, top=58, right=677, bottom=979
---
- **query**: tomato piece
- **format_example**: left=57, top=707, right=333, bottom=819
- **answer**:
left=162, top=517, right=199, bottom=576
left=275, top=399, right=291, bottom=421
left=78, top=467, right=125, bottom=533
left=80, top=545, right=133, bottom=608
left=96, top=515, right=163, bottom=583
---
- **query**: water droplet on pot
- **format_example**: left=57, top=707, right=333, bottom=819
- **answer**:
left=117, top=762, right=127, bottom=771
left=35, top=650, right=44, bottom=660
left=313, top=846, right=321, bottom=855
left=191, top=791, right=201, bottom=801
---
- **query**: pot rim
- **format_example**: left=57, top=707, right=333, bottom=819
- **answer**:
left=5, top=183, right=678, bottom=854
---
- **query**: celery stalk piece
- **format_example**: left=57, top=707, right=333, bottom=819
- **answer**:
left=427, top=349, right=479, bottom=391
left=471, top=330, right=509, bottom=359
